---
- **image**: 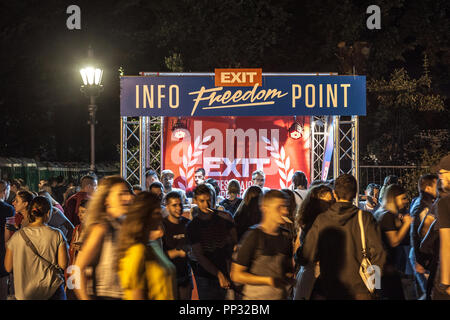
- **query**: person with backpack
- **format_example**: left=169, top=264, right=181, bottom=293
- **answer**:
left=4, top=196, right=69, bottom=300
left=299, top=174, right=386, bottom=300
left=231, top=190, right=295, bottom=300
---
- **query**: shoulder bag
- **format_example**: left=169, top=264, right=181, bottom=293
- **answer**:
left=19, top=229, right=65, bottom=280
left=357, top=210, right=376, bottom=294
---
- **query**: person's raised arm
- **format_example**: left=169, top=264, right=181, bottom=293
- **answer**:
left=230, top=263, right=272, bottom=286
left=73, top=224, right=106, bottom=300
left=384, top=215, right=413, bottom=248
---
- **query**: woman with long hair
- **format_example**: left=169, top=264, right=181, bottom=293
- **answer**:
left=5, top=196, right=69, bottom=300
left=117, top=192, right=176, bottom=300
left=373, top=184, right=412, bottom=300
left=233, top=185, right=263, bottom=241
left=295, top=185, right=335, bottom=247
left=6, top=190, right=34, bottom=240
left=293, top=184, right=334, bottom=300
left=73, top=176, right=133, bottom=300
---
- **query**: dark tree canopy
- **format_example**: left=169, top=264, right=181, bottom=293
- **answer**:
left=0, top=0, right=448, bottom=164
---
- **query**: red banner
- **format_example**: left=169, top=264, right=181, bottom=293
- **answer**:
left=162, top=116, right=310, bottom=198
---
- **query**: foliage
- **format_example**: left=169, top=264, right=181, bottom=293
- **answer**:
left=363, top=62, right=447, bottom=165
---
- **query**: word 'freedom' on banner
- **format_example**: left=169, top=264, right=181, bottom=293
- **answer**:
left=120, top=74, right=366, bottom=117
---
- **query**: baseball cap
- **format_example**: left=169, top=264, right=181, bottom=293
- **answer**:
left=432, top=154, right=450, bottom=173
left=161, top=169, right=174, bottom=178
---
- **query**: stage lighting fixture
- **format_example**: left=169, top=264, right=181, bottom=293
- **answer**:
left=172, top=118, right=188, bottom=139
left=289, top=121, right=303, bottom=139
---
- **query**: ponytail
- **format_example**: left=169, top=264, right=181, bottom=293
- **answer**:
left=28, top=196, right=51, bottom=223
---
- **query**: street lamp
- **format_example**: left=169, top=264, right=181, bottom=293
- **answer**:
left=80, top=47, right=103, bottom=173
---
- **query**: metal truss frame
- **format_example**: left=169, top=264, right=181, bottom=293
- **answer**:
left=333, top=115, right=360, bottom=191
left=310, top=115, right=329, bottom=183
left=120, top=73, right=359, bottom=189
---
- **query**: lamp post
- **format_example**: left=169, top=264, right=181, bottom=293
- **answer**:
left=80, top=47, right=103, bottom=173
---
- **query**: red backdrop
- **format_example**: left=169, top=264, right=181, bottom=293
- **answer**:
left=162, top=116, right=310, bottom=198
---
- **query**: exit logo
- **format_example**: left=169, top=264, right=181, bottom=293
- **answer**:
left=215, top=68, right=262, bottom=87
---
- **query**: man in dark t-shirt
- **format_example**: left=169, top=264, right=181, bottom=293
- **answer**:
left=162, top=191, right=192, bottom=300
left=231, top=190, right=294, bottom=300
left=186, top=184, right=237, bottom=300
left=432, top=154, right=450, bottom=299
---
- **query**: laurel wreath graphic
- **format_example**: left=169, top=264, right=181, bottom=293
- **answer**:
left=262, top=136, right=294, bottom=189
left=177, top=135, right=212, bottom=190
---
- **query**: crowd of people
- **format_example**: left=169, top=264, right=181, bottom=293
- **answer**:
left=0, top=153, right=449, bottom=300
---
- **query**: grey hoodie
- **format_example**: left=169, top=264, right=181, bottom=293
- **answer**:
left=300, top=201, right=386, bottom=299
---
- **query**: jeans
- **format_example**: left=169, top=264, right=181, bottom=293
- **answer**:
left=409, top=248, right=427, bottom=296
left=49, top=285, right=67, bottom=300
left=0, top=276, right=8, bottom=300
left=195, top=276, right=227, bottom=300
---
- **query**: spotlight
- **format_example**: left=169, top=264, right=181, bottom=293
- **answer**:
left=172, top=118, right=188, bottom=139
left=289, top=122, right=303, bottom=139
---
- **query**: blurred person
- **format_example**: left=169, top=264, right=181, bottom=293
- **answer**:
left=149, top=182, right=164, bottom=201
left=281, top=189, right=297, bottom=244
left=374, top=184, right=412, bottom=300
left=39, top=191, right=74, bottom=240
left=309, top=180, right=325, bottom=189
left=38, top=179, right=48, bottom=191
left=206, top=178, right=225, bottom=207
left=5, top=196, right=69, bottom=300
left=145, top=170, right=159, bottom=191
left=292, top=171, right=308, bottom=211
left=231, top=190, right=294, bottom=300
left=409, top=174, right=438, bottom=298
left=186, top=168, right=206, bottom=198
left=293, top=185, right=334, bottom=300
left=73, top=176, right=133, bottom=300
left=359, top=183, right=381, bottom=214
left=64, top=175, right=98, bottom=227
left=66, top=199, right=89, bottom=299
left=378, top=175, right=399, bottom=203
left=418, top=179, right=450, bottom=299
left=0, top=180, right=15, bottom=300
left=132, top=185, right=143, bottom=195
left=6, top=179, right=21, bottom=205
left=252, top=170, right=270, bottom=193
left=162, top=191, right=192, bottom=300
left=186, top=184, right=237, bottom=300
left=431, top=154, right=450, bottom=299
left=300, top=174, right=386, bottom=300
left=161, top=169, right=187, bottom=204
left=219, top=179, right=243, bottom=215
left=63, top=186, right=79, bottom=206
left=233, top=186, right=263, bottom=241
left=118, top=192, right=176, bottom=300
left=52, top=176, right=67, bottom=205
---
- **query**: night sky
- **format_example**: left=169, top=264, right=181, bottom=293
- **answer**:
left=0, top=0, right=448, bottom=164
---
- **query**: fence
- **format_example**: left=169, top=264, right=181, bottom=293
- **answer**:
left=359, top=165, right=429, bottom=193
left=0, top=157, right=120, bottom=192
